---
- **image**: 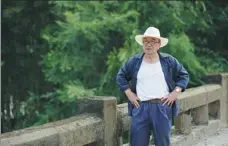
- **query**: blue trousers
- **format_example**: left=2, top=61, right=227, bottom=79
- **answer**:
left=130, top=102, right=172, bottom=146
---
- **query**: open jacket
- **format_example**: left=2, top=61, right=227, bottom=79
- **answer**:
left=116, top=52, right=189, bottom=117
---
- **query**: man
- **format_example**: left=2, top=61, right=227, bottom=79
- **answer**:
left=116, top=26, right=189, bottom=146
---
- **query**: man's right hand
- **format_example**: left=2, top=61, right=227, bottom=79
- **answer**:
left=125, top=88, right=141, bottom=108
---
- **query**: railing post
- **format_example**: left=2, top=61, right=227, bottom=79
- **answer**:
left=207, top=73, right=228, bottom=127
left=116, top=110, right=123, bottom=146
left=208, top=100, right=220, bottom=119
left=117, top=137, right=123, bottom=146
left=220, top=74, right=228, bottom=127
left=191, top=105, right=209, bottom=125
left=174, top=111, right=192, bottom=134
left=78, top=96, right=117, bottom=146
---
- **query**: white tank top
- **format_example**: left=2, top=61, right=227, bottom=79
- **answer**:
left=136, top=60, right=169, bottom=101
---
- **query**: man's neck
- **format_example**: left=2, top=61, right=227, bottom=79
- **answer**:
left=144, top=52, right=159, bottom=63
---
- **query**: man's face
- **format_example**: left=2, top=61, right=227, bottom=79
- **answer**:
left=142, top=37, right=161, bottom=55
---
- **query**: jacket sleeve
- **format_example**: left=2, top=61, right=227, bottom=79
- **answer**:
left=171, top=57, right=189, bottom=92
left=116, top=59, right=132, bottom=91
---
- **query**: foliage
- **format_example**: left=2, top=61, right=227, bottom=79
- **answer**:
left=163, top=33, right=206, bottom=86
left=1, top=1, right=56, bottom=132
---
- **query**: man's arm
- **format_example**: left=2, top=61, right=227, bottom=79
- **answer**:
left=172, top=57, right=189, bottom=92
left=116, top=59, right=131, bottom=91
left=116, top=59, right=141, bottom=108
left=162, top=57, right=189, bottom=105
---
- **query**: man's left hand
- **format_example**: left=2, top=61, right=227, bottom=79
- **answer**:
left=161, top=91, right=179, bottom=106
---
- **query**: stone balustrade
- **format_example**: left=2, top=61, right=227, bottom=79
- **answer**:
left=1, top=73, right=228, bottom=146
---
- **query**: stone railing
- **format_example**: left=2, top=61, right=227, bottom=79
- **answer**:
left=1, top=73, right=228, bottom=146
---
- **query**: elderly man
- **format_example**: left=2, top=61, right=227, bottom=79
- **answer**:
left=116, top=26, right=189, bottom=146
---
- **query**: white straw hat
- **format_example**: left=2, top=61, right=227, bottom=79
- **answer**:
left=135, top=27, right=168, bottom=47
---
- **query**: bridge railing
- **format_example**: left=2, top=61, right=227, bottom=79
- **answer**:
left=1, top=73, right=228, bottom=146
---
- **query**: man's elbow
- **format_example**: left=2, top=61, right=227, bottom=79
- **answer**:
left=116, top=74, right=130, bottom=91
left=176, top=74, right=189, bottom=92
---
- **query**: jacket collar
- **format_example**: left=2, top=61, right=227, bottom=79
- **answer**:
left=135, top=51, right=169, bottom=59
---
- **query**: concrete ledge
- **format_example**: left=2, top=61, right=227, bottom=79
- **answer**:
left=78, top=96, right=117, bottom=146
left=178, top=84, right=222, bottom=113
left=1, top=113, right=103, bottom=146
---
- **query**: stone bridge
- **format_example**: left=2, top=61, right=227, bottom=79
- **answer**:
left=1, top=73, right=228, bottom=146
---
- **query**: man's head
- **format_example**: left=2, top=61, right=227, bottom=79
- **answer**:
left=135, top=27, right=168, bottom=54
left=142, top=36, right=161, bottom=55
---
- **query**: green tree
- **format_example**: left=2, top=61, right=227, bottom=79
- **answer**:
left=1, top=1, right=56, bottom=132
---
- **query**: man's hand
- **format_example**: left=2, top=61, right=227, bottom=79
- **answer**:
left=125, top=88, right=141, bottom=108
left=161, top=91, right=179, bottom=106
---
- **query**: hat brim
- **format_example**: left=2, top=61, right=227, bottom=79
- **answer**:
left=135, top=35, right=168, bottom=48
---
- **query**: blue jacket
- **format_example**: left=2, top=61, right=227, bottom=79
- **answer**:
left=116, top=51, right=189, bottom=117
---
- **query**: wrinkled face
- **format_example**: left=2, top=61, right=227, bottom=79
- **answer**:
left=143, top=37, right=161, bottom=55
